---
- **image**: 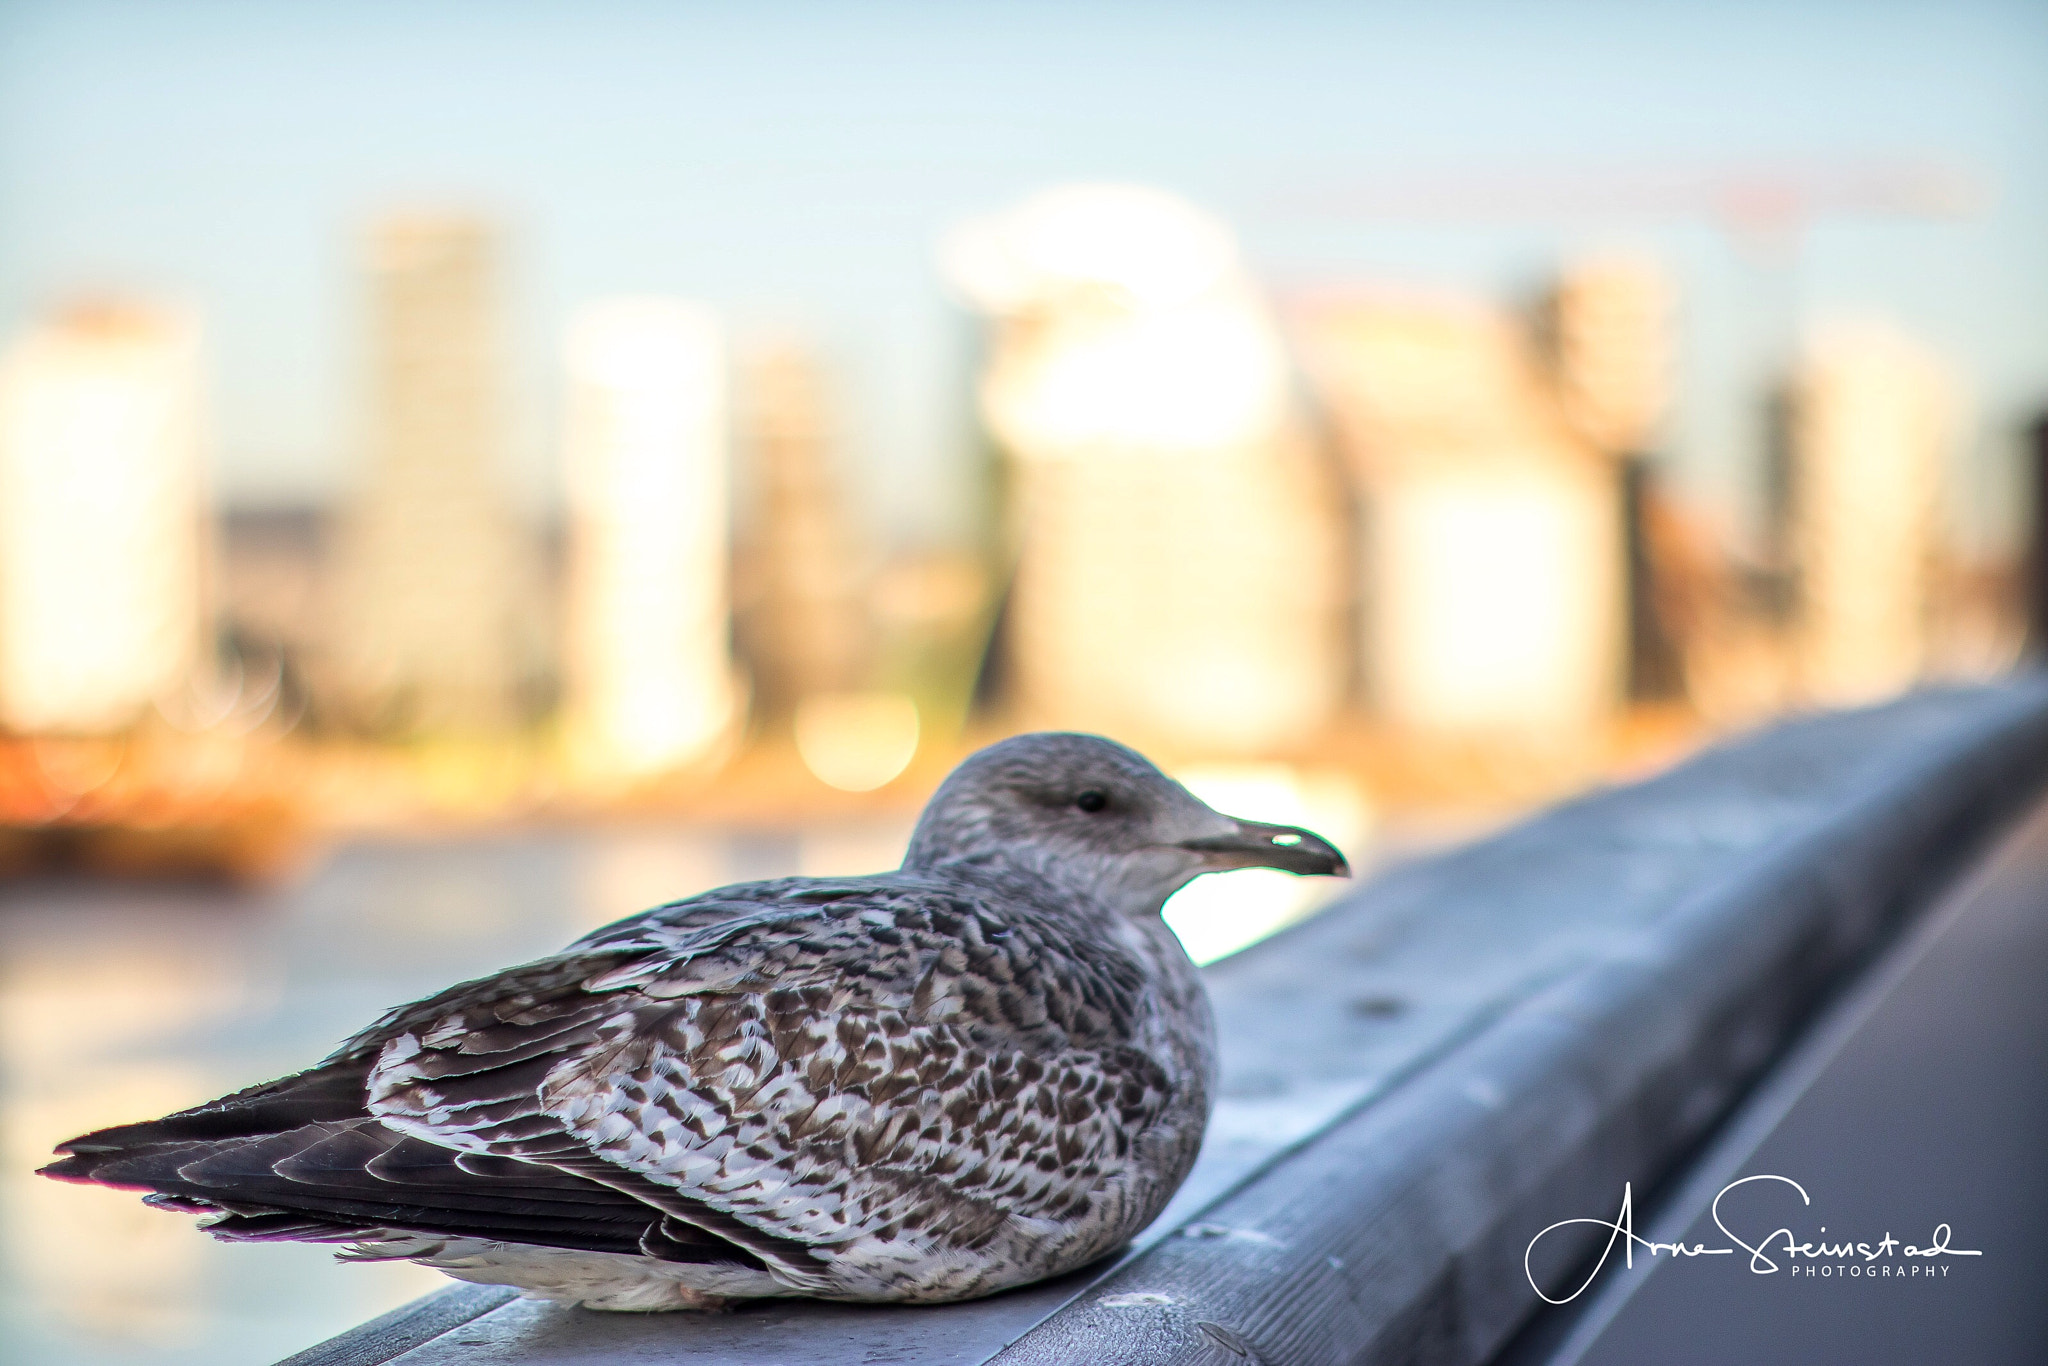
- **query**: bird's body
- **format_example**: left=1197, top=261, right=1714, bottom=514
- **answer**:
left=44, top=734, right=1344, bottom=1310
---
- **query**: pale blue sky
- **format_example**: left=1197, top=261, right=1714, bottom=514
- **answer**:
left=2, top=0, right=2044, bottom=547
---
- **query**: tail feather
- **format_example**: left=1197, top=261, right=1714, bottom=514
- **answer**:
left=199, top=1210, right=374, bottom=1243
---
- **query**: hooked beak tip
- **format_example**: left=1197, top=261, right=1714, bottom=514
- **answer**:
left=1178, top=820, right=1350, bottom=878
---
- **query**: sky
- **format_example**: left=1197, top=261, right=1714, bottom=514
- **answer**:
left=2, top=0, right=2045, bottom=549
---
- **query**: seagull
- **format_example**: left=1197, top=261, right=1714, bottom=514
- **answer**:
left=42, top=733, right=1346, bottom=1312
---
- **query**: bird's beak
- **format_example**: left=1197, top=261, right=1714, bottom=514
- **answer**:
left=1177, top=819, right=1350, bottom=878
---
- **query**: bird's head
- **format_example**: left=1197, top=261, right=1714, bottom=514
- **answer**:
left=902, top=732, right=1348, bottom=919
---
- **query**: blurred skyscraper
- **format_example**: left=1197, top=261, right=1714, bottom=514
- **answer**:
left=562, top=299, right=737, bottom=777
left=1541, top=257, right=1685, bottom=701
left=1784, top=323, right=1950, bottom=704
left=1295, top=290, right=1626, bottom=736
left=945, top=185, right=1347, bottom=756
left=0, top=303, right=207, bottom=734
left=1543, top=256, right=1674, bottom=458
left=327, top=214, right=537, bottom=735
left=734, top=341, right=870, bottom=718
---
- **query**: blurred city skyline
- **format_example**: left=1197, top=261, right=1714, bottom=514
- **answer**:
left=3, top=1, right=2046, bottom=552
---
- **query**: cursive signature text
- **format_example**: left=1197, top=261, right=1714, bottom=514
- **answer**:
left=1524, top=1175, right=1981, bottom=1305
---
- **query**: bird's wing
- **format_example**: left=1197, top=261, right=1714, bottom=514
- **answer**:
left=361, top=876, right=1177, bottom=1282
left=48, top=1111, right=764, bottom=1266
left=40, top=888, right=868, bottom=1269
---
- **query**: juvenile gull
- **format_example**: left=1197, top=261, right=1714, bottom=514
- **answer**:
left=43, top=733, right=1346, bottom=1311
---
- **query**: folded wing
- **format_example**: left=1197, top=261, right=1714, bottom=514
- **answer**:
left=364, top=879, right=1174, bottom=1287
left=45, top=876, right=1171, bottom=1293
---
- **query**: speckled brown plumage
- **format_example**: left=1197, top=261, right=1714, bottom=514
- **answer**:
left=44, top=733, right=1345, bottom=1310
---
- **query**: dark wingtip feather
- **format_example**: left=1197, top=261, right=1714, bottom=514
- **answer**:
left=50, top=1064, right=371, bottom=1163
left=37, top=1155, right=157, bottom=1190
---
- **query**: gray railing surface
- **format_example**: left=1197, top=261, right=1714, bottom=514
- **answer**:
left=280, top=679, right=2048, bottom=1366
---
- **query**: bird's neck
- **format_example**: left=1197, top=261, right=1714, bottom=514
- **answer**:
left=914, top=843, right=1198, bottom=922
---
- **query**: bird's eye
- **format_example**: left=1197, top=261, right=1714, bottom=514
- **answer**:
left=1074, top=790, right=1109, bottom=813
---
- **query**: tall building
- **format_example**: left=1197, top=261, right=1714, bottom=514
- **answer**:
left=0, top=303, right=207, bottom=734
left=1294, top=291, right=1625, bottom=736
left=1542, top=255, right=1673, bottom=458
left=944, top=185, right=1347, bottom=756
left=734, top=341, right=870, bottom=717
left=1785, top=324, right=1949, bottom=705
left=328, top=214, right=535, bottom=734
left=1542, top=256, right=1684, bottom=700
left=562, top=299, right=738, bottom=776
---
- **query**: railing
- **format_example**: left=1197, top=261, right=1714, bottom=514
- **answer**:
left=283, top=678, right=2048, bottom=1366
